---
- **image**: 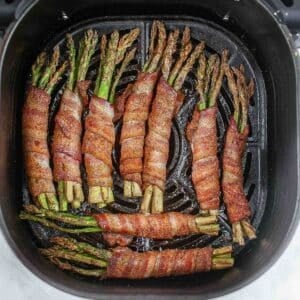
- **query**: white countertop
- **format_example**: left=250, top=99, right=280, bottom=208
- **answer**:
left=1, top=226, right=299, bottom=300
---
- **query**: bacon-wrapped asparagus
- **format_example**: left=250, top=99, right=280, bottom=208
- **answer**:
left=82, top=29, right=139, bottom=208
left=223, top=64, right=256, bottom=245
left=23, top=48, right=67, bottom=211
left=120, top=21, right=167, bottom=198
left=52, top=30, right=98, bottom=211
left=141, top=27, right=205, bottom=213
left=39, top=237, right=234, bottom=278
left=186, top=50, right=228, bottom=216
left=20, top=204, right=220, bottom=237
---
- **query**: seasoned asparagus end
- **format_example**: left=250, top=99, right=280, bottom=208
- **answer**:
left=39, top=46, right=60, bottom=89
left=40, top=247, right=107, bottom=268
left=31, top=52, right=47, bottom=87
left=37, top=193, right=48, bottom=209
left=141, top=185, right=153, bottom=213
left=161, top=29, right=180, bottom=80
left=241, top=220, right=257, bottom=240
left=58, top=181, right=68, bottom=211
left=123, top=181, right=133, bottom=198
left=195, top=215, right=218, bottom=226
left=173, top=41, right=205, bottom=91
left=131, top=181, right=143, bottom=197
left=143, top=21, right=158, bottom=71
left=212, top=245, right=234, bottom=270
left=88, top=186, right=102, bottom=204
left=50, top=257, right=105, bottom=277
left=232, top=222, right=245, bottom=246
left=46, top=193, right=59, bottom=211
left=140, top=185, right=163, bottom=213
left=46, top=61, right=68, bottom=95
left=145, top=21, right=167, bottom=73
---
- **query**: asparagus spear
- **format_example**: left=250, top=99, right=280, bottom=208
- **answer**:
left=89, top=29, right=139, bottom=207
left=20, top=204, right=219, bottom=236
left=141, top=28, right=204, bottom=214
left=57, top=30, right=98, bottom=211
left=123, top=22, right=167, bottom=199
left=30, top=47, right=68, bottom=211
left=39, top=237, right=233, bottom=277
left=224, top=64, right=256, bottom=245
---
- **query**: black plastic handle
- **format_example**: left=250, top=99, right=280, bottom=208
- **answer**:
left=264, top=0, right=300, bottom=32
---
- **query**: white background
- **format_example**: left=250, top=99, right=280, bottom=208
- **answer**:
left=1, top=226, right=299, bottom=300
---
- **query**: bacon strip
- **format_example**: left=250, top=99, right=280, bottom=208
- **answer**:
left=95, top=212, right=198, bottom=239
left=52, top=81, right=89, bottom=184
left=222, top=118, right=251, bottom=223
left=190, top=107, right=220, bottom=210
left=82, top=95, right=115, bottom=187
left=106, top=247, right=212, bottom=278
left=23, top=86, right=55, bottom=197
left=143, top=77, right=181, bottom=191
left=102, top=233, right=133, bottom=247
left=120, top=72, right=158, bottom=187
left=113, top=84, right=133, bottom=123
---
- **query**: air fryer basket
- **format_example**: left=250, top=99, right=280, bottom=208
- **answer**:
left=0, top=0, right=299, bottom=299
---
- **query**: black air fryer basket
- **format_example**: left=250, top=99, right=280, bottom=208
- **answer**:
left=0, top=0, right=299, bottom=299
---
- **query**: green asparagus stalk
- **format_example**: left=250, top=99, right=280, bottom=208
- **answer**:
left=94, top=35, right=107, bottom=94
left=31, top=52, right=47, bottom=87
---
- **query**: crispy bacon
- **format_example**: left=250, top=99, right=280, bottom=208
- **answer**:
left=190, top=107, right=220, bottom=210
left=82, top=95, right=115, bottom=187
left=222, top=118, right=251, bottom=223
left=95, top=212, right=198, bottom=239
left=106, top=247, right=212, bottom=278
left=143, top=77, right=181, bottom=191
left=102, top=233, right=134, bottom=247
left=23, top=86, right=55, bottom=197
left=120, top=72, right=158, bottom=187
left=52, top=81, right=89, bottom=184
left=113, top=84, right=133, bottom=123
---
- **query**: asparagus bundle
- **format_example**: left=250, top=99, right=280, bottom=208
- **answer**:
left=141, top=27, right=205, bottom=213
left=52, top=30, right=98, bottom=211
left=120, top=21, right=167, bottom=198
left=23, top=47, right=67, bottom=211
left=40, top=237, right=234, bottom=278
left=20, top=204, right=220, bottom=238
left=186, top=50, right=228, bottom=217
left=82, top=29, right=139, bottom=207
left=223, top=64, right=256, bottom=246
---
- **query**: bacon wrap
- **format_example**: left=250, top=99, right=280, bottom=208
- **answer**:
left=95, top=212, right=198, bottom=239
left=222, top=118, right=251, bottom=223
left=120, top=72, right=158, bottom=187
left=52, top=81, right=89, bottom=184
left=143, top=77, right=180, bottom=191
left=113, top=84, right=133, bottom=123
left=22, top=86, right=55, bottom=197
left=102, top=233, right=133, bottom=247
left=82, top=95, right=115, bottom=187
left=191, top=107, right=220, bottom=210
left=106, top=247, right=212, bottom=279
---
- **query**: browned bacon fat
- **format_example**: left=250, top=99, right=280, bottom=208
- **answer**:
left=82, top=96, right=115, bottom=188
left=222, top=119, right=251, bottom=223
left=95, top=212, right=200, bottom=239
left=191, top=107, right=220, bottom=210
left=23, top=87, right=56, bottom=198
left=102, top=233, right=134, bottom=247
left=52, top=82, right=88, bottom=185
left=143, top=77, right=178, bottom=192
left=106, top=247, right=213, bottom=278
left=120, top=72, right=158, bottom=188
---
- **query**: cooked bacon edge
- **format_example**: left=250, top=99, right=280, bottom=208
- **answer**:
left=82, top=95, right=115, bottom=187
left=120, top=72, right=158, bottom=187
left=23, top=86, right=55, bottom=197
left=95, top=212, right=198, bottom=239
left=222, top=118, right=251, bottom=223
left=190, top=107, right=220, bottom=210
left=143, top=77, right=179, bottom=191
left=106, top=247, right=212, bottom=278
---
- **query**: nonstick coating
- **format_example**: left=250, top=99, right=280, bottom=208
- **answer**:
left=0, top=0, right=299, bottom=299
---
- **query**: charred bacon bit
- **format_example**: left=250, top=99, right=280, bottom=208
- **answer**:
left=141, top=27, right=204, bottom=213
left=187, top=50, right=227, bottom=217
left=223, top=63, right=256, bottom=246
left=20, top=204, right=220, bottom=237
left=38, top=237, right=233, bottom=278
left=23, top=47, right=67, bottom=211
left=52, top=30, right=98, bottom=211
left=84, top=29, right=139, bottom=207
left=121, top=21, right=167, bottom=198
